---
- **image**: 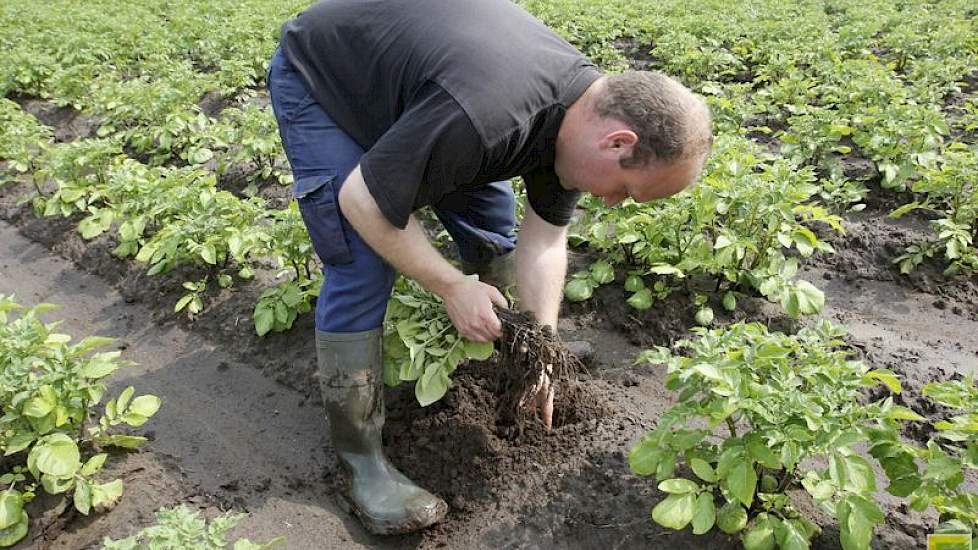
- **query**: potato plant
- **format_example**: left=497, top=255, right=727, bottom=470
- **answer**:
left=383, top=277, right=494, bottom=406
left=101, top=505, right=283, bottom=550
left=867, top=377, right=978, bottom=541
left=0, top=296, right=160, bottom=547
left=27, top=150, right=319, bottom=332
left=0, top=98, right=52, bottom=179
left=566, top=137, right=839, bottom=319
left=891, top=144, right=978, bottom=276
left=629, top=321, right=915, bottom=549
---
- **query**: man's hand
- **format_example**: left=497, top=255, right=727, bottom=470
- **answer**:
left=440, top=277, right=507, bottom=342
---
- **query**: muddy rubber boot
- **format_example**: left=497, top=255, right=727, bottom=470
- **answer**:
left=461, top=250, right=517, bottom=290
left=316, top=329, right=448, bottom=535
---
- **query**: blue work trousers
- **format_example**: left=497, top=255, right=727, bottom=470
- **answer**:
left=267, top=48, right=517, bottom=332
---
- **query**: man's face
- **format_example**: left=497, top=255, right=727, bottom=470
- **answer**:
left=558, top=152, right=703, bottom=207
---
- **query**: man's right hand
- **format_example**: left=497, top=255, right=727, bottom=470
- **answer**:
left=439, top=277, right=508, bottom=342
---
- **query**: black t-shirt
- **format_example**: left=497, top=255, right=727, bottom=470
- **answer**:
left=280, top=0, right=601, bottom=229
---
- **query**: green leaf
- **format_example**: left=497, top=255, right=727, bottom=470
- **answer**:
left=590, top=260, right=615, bottom=285
left=117, top=386, right=134, bottom=413
left=80, top=453, right=108, bottom=476
left=627, top=288, right=653, bottom=310
left=0, top=510, right=28, bottom=547
left=73, top=336, right=115, bottom=355
left=3, top=432, right=35, bottom=455
left=651, top=493, right=695, bottom=530
left=30, top=434, right=81, bottom=477
left=91, top=479, right=124, bottom=508
left=864, top=369, right=902, bottom=394
left=692, top=363, right=724, bottom=382
left=886, top=405, right=926, bottom=422
left=0, top=489, right=23, bottom=530
left=96, top=434, right=147, bottom=449
left=747, top=435, right=780, bottom=469
left=649, top=263, right=684, bottom=277
left=782, top=280, right=824, bottom=317
left=463, top=339, right=494, bottom=361
left=841, top=455, right=876, bottom=493
left=690, top=458, right=717, bottom=483
left=775, top=518, right=811, bottom=550
left=838, top=495, right=882, bottom=550
left=41, top=473, right=74, bottom=494
left=127, top=395, right=161, bottom=418
left=727, top=461, right=757, bottom=507
left=234, top=536, right=286, bottom=550
left=188, top=147, right=214, bottom=165
left=624, top=274, right=645, bottom=292
left=658, top=478, right=700, bottom=494
left=254, top=306, right=274, bottom=336
left=79, top=354, right=122, bottom=378
left=44, top=333, right=71, bottom=345
left=74, top=479, right=92, bottom=515
left=200, top=243, right=217, bottom=265
left=174, top=294, right=194, bottom=313
left=722, top=291, right=737, bottom=311
left=23, top=385, right=57, bottom=418
left=564, top=278, right=593, bottom=302
left=416, top=363, right=450, bottom=406
left=716, top=501, right=747, bottom=534
left=691, top=493, right=716, bottom=535
left=694, top=306, right=714, bottom=326
left=743, top=514, right=777, bottom=550
left=629, top=440, right=663, bottom=476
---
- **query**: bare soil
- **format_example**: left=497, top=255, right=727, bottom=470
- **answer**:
left=1, top=102, right=976, bottom=549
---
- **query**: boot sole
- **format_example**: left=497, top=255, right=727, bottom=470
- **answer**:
left=340, top=494, right=448, bottom=535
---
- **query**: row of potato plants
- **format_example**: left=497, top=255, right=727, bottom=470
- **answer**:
left=0, top=296, right=160, bottom=547
left=0, top=0, right=297, bottom=191
left=629, top=322, right=978, bottom=549
left=532, top=0, right=976, bottom=279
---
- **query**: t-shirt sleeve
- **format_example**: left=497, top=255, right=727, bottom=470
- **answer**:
left=522, top=167, right=581, bottom=226
left=359, top=83, right=484, bottom=229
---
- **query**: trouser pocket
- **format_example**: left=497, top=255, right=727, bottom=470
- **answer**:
left=295, top=173, right=354, bottom=265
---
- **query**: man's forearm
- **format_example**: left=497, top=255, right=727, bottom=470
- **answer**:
left=337, top=166, right=462, bottom=295
left=515, top=208, right=568, bottom=329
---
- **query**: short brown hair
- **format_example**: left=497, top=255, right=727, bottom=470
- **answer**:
left=592, top=71, right=712, bottom=168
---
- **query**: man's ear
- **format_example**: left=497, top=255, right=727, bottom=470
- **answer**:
left=599, top=129, right=639, bottom=159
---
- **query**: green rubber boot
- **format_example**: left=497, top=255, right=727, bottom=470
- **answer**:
left=461, top=250, right=517, bottom=290
left=316, top=329, right=448, bottom=535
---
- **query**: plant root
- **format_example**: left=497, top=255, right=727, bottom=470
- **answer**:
left=494, top=309, right=597, bottom=436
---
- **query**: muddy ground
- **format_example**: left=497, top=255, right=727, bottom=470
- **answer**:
left=1, top=98, right=977, bottom=550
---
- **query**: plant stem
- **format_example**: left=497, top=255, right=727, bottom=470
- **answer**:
left=725, top=417, right=738, bottom=438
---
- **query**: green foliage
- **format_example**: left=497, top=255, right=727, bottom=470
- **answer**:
left=100, top=505, right=283, bottom=550
left=383, top=277, right=495, bottom=406
left=865, top=377, right=978, bottom=538
left=0, top=296, right=160, bottom=547
left=567, top=137, right=840, bottom=318
left=891, top=144, right=978, bottom=276
left=0, top=98, right=52, bottom=176
left=630, top=321, right=914, bottom=549
left=253, top=277, right=319, bottom=337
